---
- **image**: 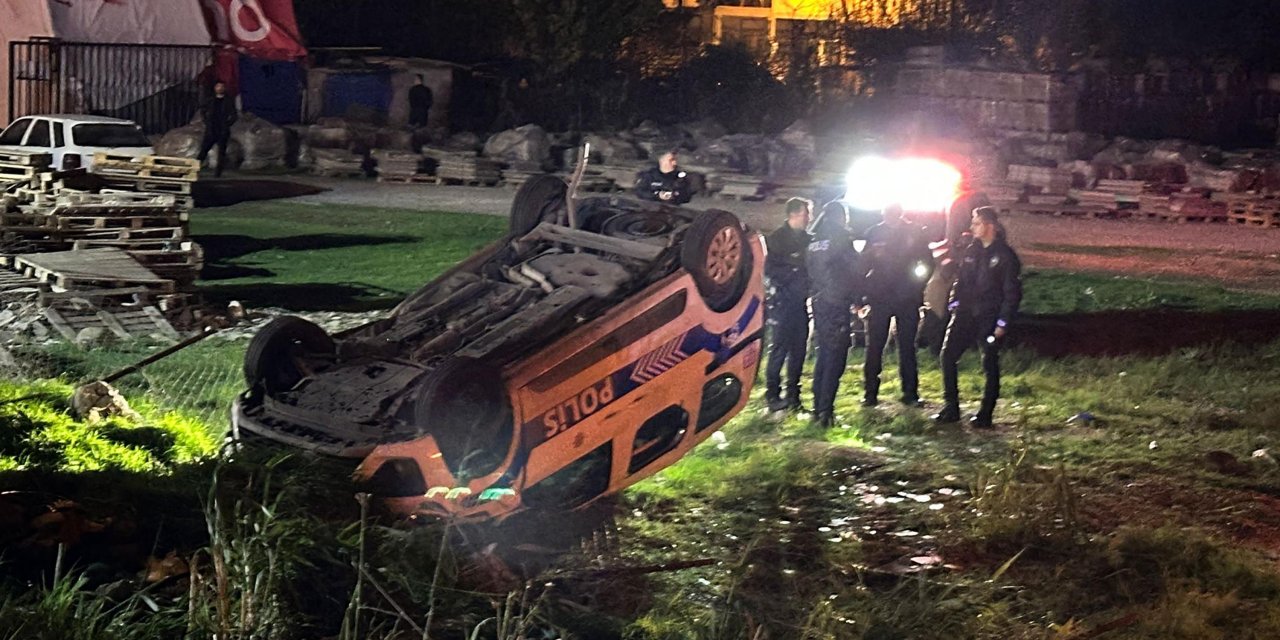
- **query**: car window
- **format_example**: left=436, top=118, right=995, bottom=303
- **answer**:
left=71, top=123, right=150, bottom=147
left=0, top=118, right=32, bottom=145
left=52, top=121, right=65, bottom=147
left=24, top=120, right=51, bottom=147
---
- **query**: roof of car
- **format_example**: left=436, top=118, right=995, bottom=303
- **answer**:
left=11, top=114, right=139, bottom=125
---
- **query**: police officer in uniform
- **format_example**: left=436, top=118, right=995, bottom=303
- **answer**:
left=933, top=207, right=1023, bottom=428
left=634, top=149, right=693, bottom=205
left=858, top=203, right=933, bottom=407
left=763, top=197, right=812, bottom=412
left=806, top=200, right=861, bottom=427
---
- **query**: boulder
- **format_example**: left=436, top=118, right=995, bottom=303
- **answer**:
left=581, top=133, right=646, bottom=165
left=231, top=113, right=289, bottom=170
left=677, top=118, right=728, bottom=148
left=483, top=124, right=552, bottom=167
left=70, top=381, right=141, bottom=423
left=445, top=131, right=482, bottom=151
left=374, top=127, right=416, bottom=152
left=779, top=119, right=817, bottom=156
left=154, top=122, right=205, bottom=158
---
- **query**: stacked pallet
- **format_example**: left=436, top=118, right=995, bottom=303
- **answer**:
left=501, top=161, right=548, bottom=190
left=593, top=163, right=648, bottom=193
left=372, top=149, right=428, bottom=183
left=1167, top=193, right=1227, bottom=223
left=93, top=152, right=198, bottom=211
left=435, top=157, right=502, bottom=186
left=1007, top=164, right=1072, bottom=194
left=569, top=170, right=617, bottom=193
left=311, top=148, right=366, bottom=177
left=0, top=151, right=53, bottom=192
left=1221, top=193, right=1280, bottom=227
left=710, top=173, right=764, bottom=200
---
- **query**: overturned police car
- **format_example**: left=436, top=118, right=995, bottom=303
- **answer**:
left=232, top=175, right=764, bottom=522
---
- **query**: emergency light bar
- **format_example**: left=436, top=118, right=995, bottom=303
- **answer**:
left=844, top=156, right=962, bottom=212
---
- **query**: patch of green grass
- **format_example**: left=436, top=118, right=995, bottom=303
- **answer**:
left=1020, top=269, right=1280, bottom=314
left=189, top=202, right=507, bottom=310
left=0, top=378, right=219, bottom=473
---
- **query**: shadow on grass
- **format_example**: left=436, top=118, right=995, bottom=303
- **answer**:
left=199, top=282, right=404, bottom=312
left=1016, top=309, right=1280, bottom=356
left=195, top=233, right=419, bottom=261
left=193, top=179, right=328, bottom=207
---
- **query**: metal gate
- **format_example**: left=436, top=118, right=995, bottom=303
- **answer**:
left=9, top=38, right=216, bottom=134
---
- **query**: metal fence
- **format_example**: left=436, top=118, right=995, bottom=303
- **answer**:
left=9, top=38, right=216, bottom=134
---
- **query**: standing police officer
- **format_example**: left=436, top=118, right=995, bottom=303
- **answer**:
left=634, top=149, right=693, bottom=205
left=806, top=201, right=861, bottom=427
left=858, top=204, right=933, bottom=407
left=933, top=207, right=1023, bottom=428
left=763, top=197, right=812, bottom=413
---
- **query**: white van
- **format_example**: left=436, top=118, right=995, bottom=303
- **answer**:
left=0, top=114, right=155, bottom=171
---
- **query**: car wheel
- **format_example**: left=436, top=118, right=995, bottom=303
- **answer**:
left=681, top=210, right=753, bottom=312
left=410, top=357, right=514, bottom=479
left=243, top=316, right=335, bottom=393
left=510, top=175, right=567, bottom=236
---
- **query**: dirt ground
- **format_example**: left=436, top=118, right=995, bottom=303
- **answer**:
left=203, top=175, right=1280, bottom=291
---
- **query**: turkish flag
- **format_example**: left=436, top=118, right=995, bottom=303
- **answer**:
left=202, top=0, right=307, bottom=60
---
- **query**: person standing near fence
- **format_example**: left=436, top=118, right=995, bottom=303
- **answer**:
left=806, top=200, right=862, bottom=427
left=762, top=197, right=813, bottom=413
left=198, top=81, right=238, bottom=178
left=858, top=203, right=934, bottom=407
left=933, top=206, right=1023, bottom=428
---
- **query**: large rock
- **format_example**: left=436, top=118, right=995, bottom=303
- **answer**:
left=581, top=133, right=645, bottom=165
left=779, top=120, right=817, bottom=156
left=231, top=113, right=289, bottom=170
left=677, top=119, right=727, bottom=149
left=154, top=121, right=243, bottom=171
left=483, top=124, right=552, bottom=167
left=154, top=122, right=204, bottom=158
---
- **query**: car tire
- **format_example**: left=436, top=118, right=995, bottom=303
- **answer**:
left=243, top=316, right=335, bottom=393
left=510, top=175, right=567, bottom=236
left=410, top=357, right=513, bottom=479
left=598, top=210, right=687, bottom=243
left=681, top=209, right=753, bottom=312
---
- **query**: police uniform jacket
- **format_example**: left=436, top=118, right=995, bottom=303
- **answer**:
left=949, top=236, right=1023, bottom=326
left=764, top=224, right=811, bottom=308
left=634, top=166, right=692, bottom=205
left=806, top=224, right=861, bottom=309
left=859, top=220, right=934, bottom=308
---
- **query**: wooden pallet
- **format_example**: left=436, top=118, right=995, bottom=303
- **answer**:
left=0, top=268, right=43, bottom=293
left=311, top=167, right=366, bottom=178
left=101, top=178, right=193, bottom=194
left=95, top=164, right=199, bottom=181
left=92, top=152, right=199, bottom=170
left=430, top=177, right=502, bottom=187
left=376, top=174, right=435, bottom=184
left=0, top=151, right=52, bottom=166
left=998, top=202, right=1113, bottom=218
left=8, top=248, right=175, bottom=293
left=44, top=304, right=179, bottom=342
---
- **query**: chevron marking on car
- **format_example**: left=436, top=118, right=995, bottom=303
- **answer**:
left=629, top=333, right=691, bottom=383
left=527, top=296, right=763, bottom=448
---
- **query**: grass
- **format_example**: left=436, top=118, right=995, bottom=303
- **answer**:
left=1020, top=269, right=1280, bottom=314
left=5, top=201, right=1280, bottom=638
left=189, top=202, right=508, bottom=310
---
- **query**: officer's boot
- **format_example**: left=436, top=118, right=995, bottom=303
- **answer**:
left=862, top=377, right=879, bottom=407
